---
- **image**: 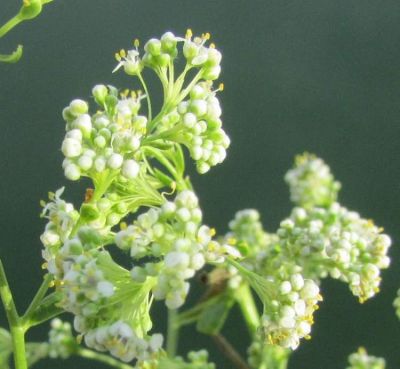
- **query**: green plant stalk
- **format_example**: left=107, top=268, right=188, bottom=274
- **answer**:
left=78, top=348, right=135, bottom=369
left=0, top=259, right=27, bottom=369
left=235, top=283, right=260, bottom=336
left=166, top=308, right=179, bottom=356
left=0, top=15, right=22, bottom=38
left=22, top=273, right=53, bottom=326
left=232, top=265, right=291, bottom=369
left=259, top=345, right=290, bottom=369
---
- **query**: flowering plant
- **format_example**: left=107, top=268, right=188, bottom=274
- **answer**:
left=0, top=17, right=395, bottom=369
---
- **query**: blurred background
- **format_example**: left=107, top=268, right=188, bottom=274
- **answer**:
left=0, top=0, right=399, bottom=368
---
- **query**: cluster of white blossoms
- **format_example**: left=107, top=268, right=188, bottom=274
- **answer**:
left=171, top=82, right=230, bottom=174
left=277, top=204, right=391, bottom=302
left=84, top=321, right=163, bottom=363
left=139, top=30, right=222, bottom=80
left=285, top=152, right=341, bottom=208
left=115, top=190, right=240, bottom=309
left=47, top=319, right=76, bottom=359
left=260, top=270, right=321, bottom=349
left=61, top=87, right=145, bottom=182
left=229, top=258, right=321, bottom=350
left=113, top=30, right=228, bottom=175
left=40, top=188, right=79, bottom=275
left=346, top=348, right=385, bottom=369
left=44, top=224, right=162, bottom=363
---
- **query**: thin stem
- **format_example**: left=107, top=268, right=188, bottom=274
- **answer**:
left=0, top=15, right=22, bottom=38
left=0, top=259, right=19, bottom=327
left=137, top=72, right=152, bottom=122
left=212, top=334, right=250, bottom=369
left=78, top=348, right=135, bottom=369
left=235, top=283, right=260, bottom=337
left=166, top=308, right=179, bottom=357
left=143, top=146, right=179, bottom=180
left=22, top=273, right=53, bottom=326
left=0, top=259, right=28, bottom=369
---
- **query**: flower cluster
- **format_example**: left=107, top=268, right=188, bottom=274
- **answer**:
left=40, top=187, right=79, bottom=276
left=113, top=30, right=228, bottom=174
left=45, top=225, right=162, bottom=363
left=47, top=319, right=77, bottom=359
left=170, top=82, right=230, bottom=173
left=277, top=204, right=391, bottom=302
left=285, top=153, right=341, bottom=208
left=61, top=88, right=145, bottom=182
left=346, top=348, right=385, bottom=369
left=84, top=321, right=163, bottom=363
left=230, top=259, right=321, bottom=350
left=115, top=190, right=239, bottom=309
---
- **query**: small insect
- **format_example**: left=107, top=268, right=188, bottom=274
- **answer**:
left=84, top=188, right=94, bottom=203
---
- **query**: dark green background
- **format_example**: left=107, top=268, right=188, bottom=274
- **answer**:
left=0, top=1, right=399, bottom=368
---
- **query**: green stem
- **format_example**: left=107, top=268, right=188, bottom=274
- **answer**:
left=235, top=283, right=260, bottom=337
left=22, top=273, right=53, bottom=326
left=166, top=308, right=179, bottom=356
left=78, top=348, right=135, bottom=369
left=259, top=345, right=290, bottom=369
left=138, top=72, right=153, bottom=122
left=0, top=15, right=22, bottom=38
left=10, top=326, right=27, bottom=369
left=0, top=259, right=19, bottom=327
left=0, top=259, right=28, bottom=369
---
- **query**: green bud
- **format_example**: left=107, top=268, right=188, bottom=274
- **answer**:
left=78, top=226, right=103, bottom=246
left=161, top=32, right=177, bottom=53
left=145, top=39, right=162, bottom=56
left=157, top=53, right=171, bottom=67
left=80, top=204, right=100, bottom=221
left=92, top=84, right=108, bottom=106
left=183, top=41, right=199, bottom=60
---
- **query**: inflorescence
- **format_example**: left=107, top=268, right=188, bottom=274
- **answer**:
left=33, top=31, right=393, bottom=368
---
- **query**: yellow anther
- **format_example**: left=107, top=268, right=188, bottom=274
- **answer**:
left=210, top=228, right=216, bottom=236
left=134, top=38, right=140, bottom=48
left=115, top=52, right=121, bottom=62
left=185, top=28, right=193, bottom=39
left=40, top=199, right=46, bottom=207
left=218, top=83, right=224, bottom=91
left=120, top=222, right=127, bottom=230
left=41, top=262, right=48, bottom=269
left=120, top=49, right=126, bottom=58
left=227, top=237, right=237, bottom=245
left=202, top=32, right=211, bottom=40
left=210, top=43, right=216, bottom=49
left=305, top=334, right=311, bottom=340
left=49, top=280, right=55, bottom=288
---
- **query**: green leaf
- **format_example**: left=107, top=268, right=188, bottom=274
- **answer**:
left=0, top=45, right=23, bottom=63
left=196, top=294, right=235, bottom=335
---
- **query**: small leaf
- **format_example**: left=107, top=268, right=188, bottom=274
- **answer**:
left=28, top=292, right=63, bottom=328
left=196, top=294, right=235, bottom=335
